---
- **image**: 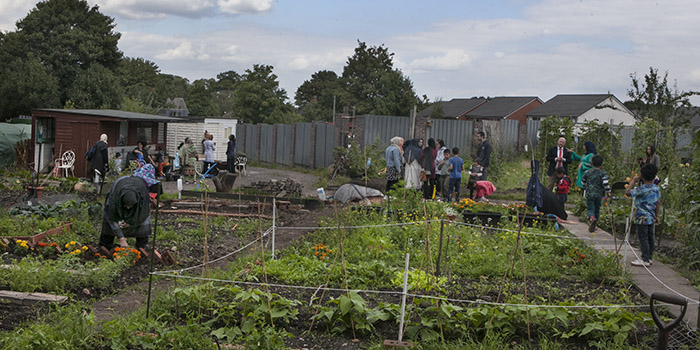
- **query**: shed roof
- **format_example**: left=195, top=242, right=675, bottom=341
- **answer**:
left=33, top=109, right=184, bottom=122
left=526, top=94, right=615, bottom=118
left=418, top=98, right=487, bottom=118
left=466, top=97, right=542, bottom=119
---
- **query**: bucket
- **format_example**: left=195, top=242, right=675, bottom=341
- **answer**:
left=317, top=188, right=327, bottom=201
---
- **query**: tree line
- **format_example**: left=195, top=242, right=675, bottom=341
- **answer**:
left=0, top=0, right=425, bottom=123
left=0, top=0, right=695, bottom=126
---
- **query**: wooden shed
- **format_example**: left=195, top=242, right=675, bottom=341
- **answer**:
left=31, top=109, right=183, bottom=177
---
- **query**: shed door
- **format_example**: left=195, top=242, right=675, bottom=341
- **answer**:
left=72, top=122, right=99, bottom=178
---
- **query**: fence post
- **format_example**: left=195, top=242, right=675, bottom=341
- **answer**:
left=436, top=220, right=445, bottom=276
left=398, top=253, right=410, bottom=342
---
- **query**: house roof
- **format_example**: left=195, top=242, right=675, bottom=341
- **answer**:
left=418, top=98, right=487, bottom=118
left=465, top=97, right=542, bottom=119
left=526, top=94, right=617, bottom=118
left=34, top=109, right=184, bottom=122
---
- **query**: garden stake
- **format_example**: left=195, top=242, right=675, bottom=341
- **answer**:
left=146, top=193, right=160, bottom=319
left=197, top=192, right=211, bottom=318
left=257, top=198, right=275, bottom=327
left=271, top=198, right=276, bottom=259
left=605, top=198, right=623, bottom=269
left=517, top=228, right=532, bottom=341
left=396, top=253, right=411, bottom=345
left=334, top=201, right=358, bottom=340
left=436, top=219, right=444, bottom=276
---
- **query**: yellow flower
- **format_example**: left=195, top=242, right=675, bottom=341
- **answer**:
left=82, top=246, right=88, bottom=251
left=685, top=163, right=691, bottom=167
left=70, top=241, right=76, bottom=245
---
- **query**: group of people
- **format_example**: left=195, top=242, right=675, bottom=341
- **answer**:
left=545, top=137, right=662, bottom=267
left=384, top=131, right=495, bottom=202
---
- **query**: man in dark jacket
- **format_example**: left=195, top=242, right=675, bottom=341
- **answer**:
left=92, top=134, right=109, bottom=185
left=546, top=137, right=572, bottom=191
left=475, top=131, right=491, bottom=180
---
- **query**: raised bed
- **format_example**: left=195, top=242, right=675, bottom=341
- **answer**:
left=462, top=211, right=503, bottom=226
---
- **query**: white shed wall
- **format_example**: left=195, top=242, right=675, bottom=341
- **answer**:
left=167, top=119, right=238, bottom=161
left=577, top=96, right=636, bottom=126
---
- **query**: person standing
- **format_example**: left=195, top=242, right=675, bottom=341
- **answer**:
left=202, top=133, right=216, bottom=175
left=571, top=141, right=597, bottom=189
left=581, top=155, right=610, bottom=232
left=384, top=137, right=404, bottom=192
left=434, top=139, right=447, bottom=195
left=180, top=137, right=198, bottom=184
left=475, top=131, right=491, bottom=180
left=226, top=134, right=237, bottom=173
left=403, top=139, right=422, bottom=190
left=626, top=164, right=661, bottom=267
left=639, top=145, right=661, bottom=170
left=420, top=138, right=438, bottom=199
left=446, top=147, right=463, bottom=202
left=554, top=167, right=572, bottom=207
left=91, top=134, right=109, bottom=185
left=546, top=137, right=572, bottom=191
left=436, top=148, right=450, bottom=200
left=99, top=175, right=152, bottom=250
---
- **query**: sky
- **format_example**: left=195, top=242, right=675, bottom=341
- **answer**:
left=1, top=0, right=699, bottom=106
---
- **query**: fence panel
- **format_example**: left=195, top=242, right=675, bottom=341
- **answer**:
left=526, top=119, right=541, bottom=148
left=244, top=124, right=258, bottom=160
left=431, top=119, right=474, bottom=158
left=363, top=115, right=410, bottom=147
left=294, top=123, right=312, bottom=166
left=259, top=124, right=274, bottom=163
left=500, top=119, right=519, bottom=153
left=619, top=126, right=635, bottom=152
left=275, top=124, right=291, bottom=165
left=314, top=122, right=335, bottom=169
left=236, top=123, right=246, bottom=155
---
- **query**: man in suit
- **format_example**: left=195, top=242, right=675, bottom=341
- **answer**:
left=546, top=137, right=572, bottom=191
left=475, top=131, right=491, bottom=180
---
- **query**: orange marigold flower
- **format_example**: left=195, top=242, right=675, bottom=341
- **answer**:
left=315, top=251, right=319, bottom=256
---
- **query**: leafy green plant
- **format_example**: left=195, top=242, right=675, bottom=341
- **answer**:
left=313, top=291, right=392, bottom=335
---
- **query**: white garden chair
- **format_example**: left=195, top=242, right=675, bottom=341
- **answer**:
left=234, top=154, right=247, bottom=176
left=55, top=150, right=75, bottom=177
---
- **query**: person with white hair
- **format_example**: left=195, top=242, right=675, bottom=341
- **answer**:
left=385, top=136, right=404, bottom=192
left=91, top=134, right=109, bottom=185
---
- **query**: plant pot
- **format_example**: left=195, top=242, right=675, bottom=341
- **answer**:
left=27, top=185, right=44, bottom=198
left=513, top=213, right=557, bottom=228
left=462, top=211, right=502, bottom=226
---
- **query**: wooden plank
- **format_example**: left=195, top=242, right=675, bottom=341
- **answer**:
left=180, top=190, right=322, bottom=209
left=0, top=290, right=68, bottom=305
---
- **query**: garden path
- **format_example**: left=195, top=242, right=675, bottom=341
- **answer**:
left=561, top=213, right=700, bottom=329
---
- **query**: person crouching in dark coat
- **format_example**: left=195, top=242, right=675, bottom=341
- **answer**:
left=99, top=176, right=152, bottom=250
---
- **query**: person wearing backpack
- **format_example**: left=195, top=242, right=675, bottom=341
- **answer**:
left=90, top=134, right=109, bottom=185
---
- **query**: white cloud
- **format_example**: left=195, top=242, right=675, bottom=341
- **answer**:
left=155, top=41, right=196, bottom=60
left=0, top=0, right=35, bottom=31
left=94, top=0, right=216, bottom=19
left=408, top=50, right=471, bottom=71
left=217, top=0, right=272, bottom=14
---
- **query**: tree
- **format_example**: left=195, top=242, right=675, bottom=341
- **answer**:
left=0, top=53, right=60, bottom=119
left=186, top=79, right=218, bottom=116
left=213, top=70, right=241, bottom=117
left=0, top=0, right=122, bottom=117
left=339, top=41, right=419, bottom=116
left=295, top=70, right=340, bottom=121
left=626, top=67, right=698, bottom=128
left=233, top=64, right=298, bottom=124
left=66, top=64, right=123, bottom=108
left=117, top=57, right=161, bottom=109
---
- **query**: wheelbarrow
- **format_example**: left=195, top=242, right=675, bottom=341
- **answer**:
left=650, top=292, right=688, bottom=350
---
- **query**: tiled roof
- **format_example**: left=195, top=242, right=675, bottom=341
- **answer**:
left=526, top=94, right=614, bottom=118
left=466, top=97, right=541, bottom=119
left=418, top=98, right=486, bottom=118
left=34, top=109, right=185, bottom=122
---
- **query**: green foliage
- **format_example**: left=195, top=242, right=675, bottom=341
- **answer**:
left=0, top=0, right=123, bottom=115
left=233, top=64, right=299, bottom=124
left=338, top=41, right=418, bottom=116
left=295, top=70, right=340, bottom=121
left=336, top=137, right=385, bottom=178
left=537, top=116, right=575, bottom=160
left=632, top=117, right=679, bottom=174
left=0, top=303, right=98, bottom=349
left=626, top=67, right=699, bottom=128
left=313, top=291, right=393, bottom=335
left=576, top=119, right=625, bottom=181
left=187, top=79, right=219, bottom=116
